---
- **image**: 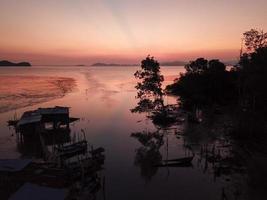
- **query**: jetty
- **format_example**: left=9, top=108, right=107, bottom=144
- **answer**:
left=3, top=106, right=106, bottom=199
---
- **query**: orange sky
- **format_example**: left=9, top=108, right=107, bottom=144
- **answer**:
left=1, top=0, right=267, bottom=65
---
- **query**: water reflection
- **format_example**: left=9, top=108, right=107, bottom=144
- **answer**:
left=131, top=130, right=163, bottom=181
left=1, top=66, right=266, bottom=199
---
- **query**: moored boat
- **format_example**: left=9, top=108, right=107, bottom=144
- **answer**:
left=154, top=156, right=194, bottom=167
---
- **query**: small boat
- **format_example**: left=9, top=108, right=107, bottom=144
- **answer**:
left=154, top=156, right=194, bottom=167
left=163, top=156, right=194, bottom=163
left=156, top=162, right=192, bottom=167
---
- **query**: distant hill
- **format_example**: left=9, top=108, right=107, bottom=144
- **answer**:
left=91, top=63, right=138, bottom=67
left=0, top=60, right=31, bottom=66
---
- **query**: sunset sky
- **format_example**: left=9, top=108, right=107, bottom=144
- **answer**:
left=1, top=0, right=267, bottom=65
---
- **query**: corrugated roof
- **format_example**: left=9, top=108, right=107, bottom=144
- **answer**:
left=17, top=111, right=42, bottom=126
left=37, top=106, right=69, bottom=115
left=17, top=107, right=69, bottom=126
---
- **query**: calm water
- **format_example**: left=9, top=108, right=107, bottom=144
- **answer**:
left=0, top=66, right=249, bottom=200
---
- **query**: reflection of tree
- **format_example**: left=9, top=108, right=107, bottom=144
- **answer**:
left=131, top=131, right=164, bottom=181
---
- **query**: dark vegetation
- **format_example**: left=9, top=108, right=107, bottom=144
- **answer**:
left=166, top=29, right=267, bottom=142
left=0, top=60, right=31, bottom=66
left=130, top=29, right=267, bottom=195
left=166, top=58, right=238, bottom=108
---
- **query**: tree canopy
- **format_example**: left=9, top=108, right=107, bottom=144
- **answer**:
left=243, top=29, right=267, bottom=52
left=134, top=56, right=164, bottom=99
left=166, top=58, right=235, bottom=108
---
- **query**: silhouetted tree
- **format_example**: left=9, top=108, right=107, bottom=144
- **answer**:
left=131, top=56, right=178, bottom=128
left=239, top=47, right=267, bottom=111
left=236, top=29, right=267, bottom=112
left=131, top=56, right=164, bottom=113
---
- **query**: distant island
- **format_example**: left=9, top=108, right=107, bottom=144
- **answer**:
left=0, top=60, right=31, bottom=66
left=91, top=61, right=188, bottom=67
